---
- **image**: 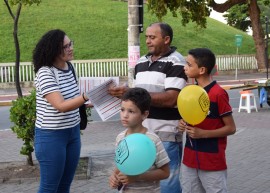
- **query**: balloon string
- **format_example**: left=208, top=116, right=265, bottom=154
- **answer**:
left=185, top=123, right=193, bottom=147
left=118, top=183, right=124, bottom=192
left=186, top=123, right=200, bottom=169
left=188, top=135, right=193, bottom=147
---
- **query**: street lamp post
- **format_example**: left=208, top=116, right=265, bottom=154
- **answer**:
left=127, top=0, right=143, bottom=87
left=265, top=16, right=269, bottom=79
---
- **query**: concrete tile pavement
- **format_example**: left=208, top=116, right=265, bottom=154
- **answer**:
left=1, top=107, right=270, bottom=193
left=226, top=107, right=270, bottom=193
left=0, top=72, right=270, bottom=192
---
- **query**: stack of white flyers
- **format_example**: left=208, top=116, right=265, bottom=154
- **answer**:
left=88, top=78, right=121, bottom=121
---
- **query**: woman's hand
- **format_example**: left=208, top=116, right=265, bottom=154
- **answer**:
left=85, top=103, right=94, bottom=108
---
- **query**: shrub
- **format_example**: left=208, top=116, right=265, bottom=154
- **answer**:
left=9, top=89, right=92, bottom=165
left=10, top=89, right=36, bottom=166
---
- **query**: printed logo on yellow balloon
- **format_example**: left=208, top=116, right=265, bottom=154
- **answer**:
left=199, top=93, right=210, bottom=112
left=177, top=85, right=210, bottom=125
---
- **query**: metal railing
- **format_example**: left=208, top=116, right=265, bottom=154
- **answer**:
left=0, top=59, right=128, bottom=83
left=216, top=54, right=257, bottom=70
left=0, top=55, right=257, bottom=83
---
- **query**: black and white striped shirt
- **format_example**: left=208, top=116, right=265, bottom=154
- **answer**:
left=134, top=47, right=187, bottom=141
left=34, top=65, right=80, bottom=129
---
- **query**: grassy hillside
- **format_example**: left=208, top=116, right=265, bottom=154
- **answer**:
left=0, top=0, right=255, bottom=63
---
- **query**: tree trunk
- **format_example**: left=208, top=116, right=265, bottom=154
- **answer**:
left=248, top=0, right=266, bottom=70
left=27, top=153, right=34, bottom=166
left=14, top=3, right=23, bottom=98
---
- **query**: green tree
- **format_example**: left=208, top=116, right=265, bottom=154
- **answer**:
left=4, top=0, right=41, bottom=98
left=224, top=4, right=250, bottom=32
left=146, top=0, right=270, bottom=70
left=224, top=2, right=270, bottom=32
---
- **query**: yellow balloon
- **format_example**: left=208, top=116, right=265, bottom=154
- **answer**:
left=177, top=85, right=210, bottom=125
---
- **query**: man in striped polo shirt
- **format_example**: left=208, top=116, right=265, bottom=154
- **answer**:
left=109, top=22, right=187, bottom=193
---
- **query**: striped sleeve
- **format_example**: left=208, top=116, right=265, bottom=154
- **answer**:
left=146, top=131, right=170, bottom=168
left=37, top=67, right=59, bottom=96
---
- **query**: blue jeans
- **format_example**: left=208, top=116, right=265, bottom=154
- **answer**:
left=34, top=125, right=81, bottom=193
left=160, top=141, right=182, bottom=193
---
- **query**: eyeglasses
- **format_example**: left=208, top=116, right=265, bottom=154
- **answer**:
left=63, top=41, right=74, bottom=51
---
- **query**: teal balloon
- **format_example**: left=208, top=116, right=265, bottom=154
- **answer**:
left=115, top=133, right=156, bottom=176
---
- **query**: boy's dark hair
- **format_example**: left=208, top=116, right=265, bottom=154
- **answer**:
left=188, top=48, right=216, bottom=75
left=33, top=29, right=66, bottom=73
left=149, top=22, right=173, bottom=44
left=122, top=87, right=151, bottom=114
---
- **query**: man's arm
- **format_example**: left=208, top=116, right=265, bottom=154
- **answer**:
left=149, top=89, right=179, bottom=108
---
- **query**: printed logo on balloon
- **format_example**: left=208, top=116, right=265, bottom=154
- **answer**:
left=199, top=91, right=210, bottom=114
left=177, top=85, right=210, bottom=125
left=115, top=139, right=129, bottom=165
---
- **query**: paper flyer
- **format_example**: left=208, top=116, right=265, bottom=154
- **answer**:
left=88, top=78, right=121, bottom=121
left=79, top=77, right=119, bottom=104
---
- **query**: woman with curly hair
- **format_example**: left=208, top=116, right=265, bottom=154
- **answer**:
left=33, top=29, right=89, bottom=193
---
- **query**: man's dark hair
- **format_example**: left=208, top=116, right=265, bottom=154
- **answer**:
left=33, top=29, right=66, bottom=73
left=149, top=22, right=173, bottom=44
left=188, top=48, right=216, bottom=75
left=122, top=87, right=151, bottom=113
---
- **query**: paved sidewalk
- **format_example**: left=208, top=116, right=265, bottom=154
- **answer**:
left=1, top=107, right=270, bottom=193
left=0, top=72, right=270, bottom=193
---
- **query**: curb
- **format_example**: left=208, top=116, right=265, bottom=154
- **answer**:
left=0, top=101, right=12, bottom=106
left=0, top=147, right=116, bottom=184
left=0, top=157, right=92, bottom=184
left=1, top=177, right=40, bottom=184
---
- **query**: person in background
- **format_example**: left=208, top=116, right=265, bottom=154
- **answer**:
left=109, top=87, right=170, bottom=193
left=178, top=48, right=236, bottom=193
left=109, top=22, right=187, bottom=193
left=33, top=29, right=90, bottom=193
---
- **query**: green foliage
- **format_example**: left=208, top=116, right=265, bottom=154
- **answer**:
left=224, top=4, right=250, bottom=32
left=224, top=0, right=270, bottom=32
left=8, top=0, right=41, bottom=6
left=147, top=0, right=211, bottom=28
left=0, top=0, right=256, bottom=63
left=86, top=107, right=91, bottom=121
left=10, top=89, right=36, bottom=158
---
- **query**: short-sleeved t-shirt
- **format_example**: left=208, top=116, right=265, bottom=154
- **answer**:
left=183, top=81, right=232, bottom=170
left=115, top=130, right=170, bottom=193
left=34, top=65, right=80, bottom=129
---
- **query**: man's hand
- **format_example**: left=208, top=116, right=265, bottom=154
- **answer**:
left=108, top=85, right=129, bottom=98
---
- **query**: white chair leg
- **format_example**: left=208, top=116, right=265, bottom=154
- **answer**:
left=238, top=96, right=243, bottom=112
left=253, top=95, right=258, bottom=112
left=247, top=95, right=251, bottom=113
